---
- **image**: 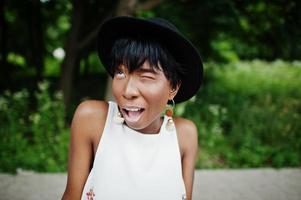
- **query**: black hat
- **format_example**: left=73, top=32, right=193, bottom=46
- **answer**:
left=97, top=16, right=203, bottom=103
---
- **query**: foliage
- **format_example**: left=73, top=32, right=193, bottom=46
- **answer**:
left=2, top=0, right=301, bottom=172
left=1, top=61, right=301, bottom=171
left=0, top=81, right=69, bottom=173
left=155, top=0, right=301, bottom=61
left=2, top=0, right=300, bottom=111
left=176, top=60, right=301, bottom=168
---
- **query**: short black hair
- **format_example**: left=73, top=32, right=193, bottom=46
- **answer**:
left=110, top=36, right=185, bottom=89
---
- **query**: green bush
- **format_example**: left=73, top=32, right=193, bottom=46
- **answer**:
left=1, top=60, right=300, bottom=172
left=0, top=81, right=69, bottom=173
left=178, top=60, right=301, bottom=168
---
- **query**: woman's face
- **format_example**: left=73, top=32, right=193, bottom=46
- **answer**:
left=112, top=60, right=179, bottom=134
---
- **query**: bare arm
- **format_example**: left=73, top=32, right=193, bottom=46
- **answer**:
left=62, top=100, right=108, bottom=200
left=175, top=118, right=199, bottom=200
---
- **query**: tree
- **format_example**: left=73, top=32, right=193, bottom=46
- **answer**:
left=1, top=0, right=45, bottom=89
left=59, top=0, right=163, bottom=110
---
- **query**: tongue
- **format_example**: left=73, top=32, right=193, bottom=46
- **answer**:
left=128, top=111, right=141, bottom=119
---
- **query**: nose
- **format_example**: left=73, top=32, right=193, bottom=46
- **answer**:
left=122, top=76, right=139, bottom=100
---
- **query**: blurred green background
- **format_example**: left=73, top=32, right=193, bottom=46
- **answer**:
left=0, top=0, right=300, bottom=173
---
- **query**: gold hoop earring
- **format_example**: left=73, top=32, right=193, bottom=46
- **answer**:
left=165, top=99, right=175, bottom=131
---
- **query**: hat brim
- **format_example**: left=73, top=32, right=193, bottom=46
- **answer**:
left=97, top=16, right=203, bottom=103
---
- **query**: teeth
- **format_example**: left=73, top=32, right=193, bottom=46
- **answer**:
left=125, top=108, right=141, bottom=112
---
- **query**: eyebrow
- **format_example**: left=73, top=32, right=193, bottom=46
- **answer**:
left=135, top=67, right=158, bottom=74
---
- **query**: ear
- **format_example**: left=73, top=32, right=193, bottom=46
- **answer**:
left=168, top=83, right=181, bottom=100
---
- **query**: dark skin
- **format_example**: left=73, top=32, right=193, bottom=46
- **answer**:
left=62, top=64, right=198, bottom=199
left=62, top=101, right=198, bottom=200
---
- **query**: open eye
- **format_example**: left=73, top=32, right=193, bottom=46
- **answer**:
left=115, top=70, right=126, bottom=79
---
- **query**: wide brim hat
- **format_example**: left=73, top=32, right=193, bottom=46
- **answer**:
left=97, top=16, right=203, bottom=103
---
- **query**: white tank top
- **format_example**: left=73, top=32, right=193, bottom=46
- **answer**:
left=81, top=101, right=187, bottom=200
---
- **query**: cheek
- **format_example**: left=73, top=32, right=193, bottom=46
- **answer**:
left=140, top=82, right=170, bottom=107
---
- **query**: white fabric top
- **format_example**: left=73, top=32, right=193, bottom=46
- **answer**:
left=81, top=101, right=186, bottom=200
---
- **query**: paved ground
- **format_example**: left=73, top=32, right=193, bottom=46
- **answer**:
left=0, top=168, right=300, bottom=200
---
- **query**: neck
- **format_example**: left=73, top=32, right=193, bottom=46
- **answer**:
left=138, top=116, right=163, bottom=134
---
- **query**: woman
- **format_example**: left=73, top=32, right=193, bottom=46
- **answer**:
left=62, top=16, right=203, bottom=200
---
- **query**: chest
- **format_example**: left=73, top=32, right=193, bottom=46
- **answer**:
left=91, top=127, right=184, bottom=162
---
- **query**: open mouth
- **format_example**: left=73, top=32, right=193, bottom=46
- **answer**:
left=121, top=107, right=145, bottom=123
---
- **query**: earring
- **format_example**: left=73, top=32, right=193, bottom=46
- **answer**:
left=114, top=108, right=124, bottom=124
left=165, top=99, right=175, bottom=131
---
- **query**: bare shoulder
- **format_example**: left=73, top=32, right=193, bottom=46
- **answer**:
left=62, top=100, right=109, bottom=199
left=173, top=117, right=198, bottom=200
left=174, top=117, right=198, bottom=140
left=74, top=100, right=108, bottom=118
left=173, top=117, right=198, bottom=156
left=71, top=100, right=109, bottom=142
